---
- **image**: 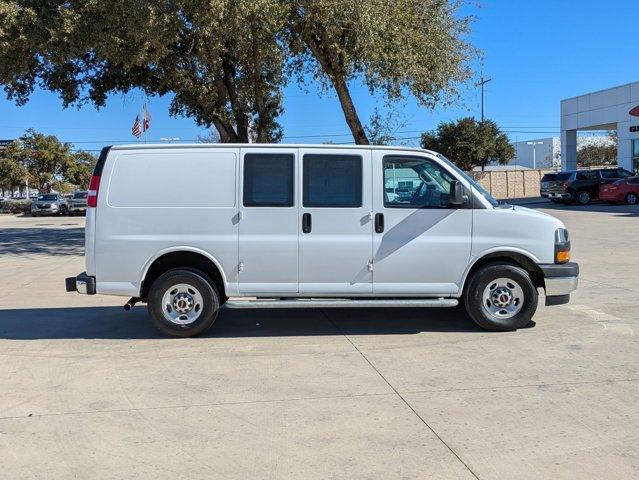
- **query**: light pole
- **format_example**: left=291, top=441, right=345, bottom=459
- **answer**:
left=475, top=76, right=492, bottom=122
left=527, top=141, right=543, bottom=169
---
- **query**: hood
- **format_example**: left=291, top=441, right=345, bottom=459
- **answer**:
left=512, top=205, right=565, bottom=229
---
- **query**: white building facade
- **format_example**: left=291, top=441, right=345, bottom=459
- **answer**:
left=512, top=137, right=559, bottom=169
left=561, top=81, right=639, bottom=172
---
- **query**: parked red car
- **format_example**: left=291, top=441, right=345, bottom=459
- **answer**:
left=599, top=176, right=639, bottom=205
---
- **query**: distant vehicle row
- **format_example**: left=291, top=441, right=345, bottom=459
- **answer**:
left=30, top=191, right=87, bottom=216
left=540, top=168, right=637, bottom=205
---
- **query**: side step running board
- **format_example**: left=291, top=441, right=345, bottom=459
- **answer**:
left=226, top=298, right=458, bottom=309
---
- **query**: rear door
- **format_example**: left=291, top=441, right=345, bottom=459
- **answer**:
left=298, top=148, right=373, bottom=294
left=238, top=148, right=298, bottom=294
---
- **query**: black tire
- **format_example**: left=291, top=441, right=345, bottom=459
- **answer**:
left=147, top=268, right=220, bottom=337
left=59, top=205, right=68, bottom=215
left=626, top=192, right=638, bottom=205
left=576, top=190, right=591, bottom=205
left=464, top=263, right=538, bottom=331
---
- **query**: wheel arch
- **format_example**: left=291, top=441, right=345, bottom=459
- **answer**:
left=139, top=247, right=228, bottom=300
left=460, top=249, right=545, bottom=294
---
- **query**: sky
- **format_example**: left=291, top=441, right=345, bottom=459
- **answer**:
left=0, top=0, right=636, bottom=152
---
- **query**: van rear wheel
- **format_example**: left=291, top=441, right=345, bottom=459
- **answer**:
left=147, top=269, right=220, bottom=337
left=464, top=264, right=538, bottom=331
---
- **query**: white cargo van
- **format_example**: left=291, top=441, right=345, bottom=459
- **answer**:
left=66, top=144, right=578, bottom=337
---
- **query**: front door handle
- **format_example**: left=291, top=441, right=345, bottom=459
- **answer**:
left=302, top=212, right=312, bottom=233
left=375, top=213, right=384, bottom=233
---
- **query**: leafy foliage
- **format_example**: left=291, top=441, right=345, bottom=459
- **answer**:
left=0, top=130, right=95, bottom=195
left=577, top=132, right=617, bottom=167
left=0, top=0, right=476, bottom=145
left=287, top=0, right=476, bottom=143
left=421, top=117, right=515, bottom=171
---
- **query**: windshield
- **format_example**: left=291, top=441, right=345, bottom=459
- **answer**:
left=37, top=194, right=57, bottom=201
left=73, top=192, right=88, bottom=199
left=436, top=154, right=499, bottom=208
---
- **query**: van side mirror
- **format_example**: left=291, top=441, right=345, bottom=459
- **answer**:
left=449, top=180, right=468, bottom=206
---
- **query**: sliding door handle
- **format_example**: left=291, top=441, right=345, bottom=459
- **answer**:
left=302, top=213, right=312, bottom=233
left=375, top=213, right=384, bottom=233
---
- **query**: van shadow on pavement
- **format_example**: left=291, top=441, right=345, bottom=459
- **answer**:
left=0, top=305, right=510, bottom=340
left=0, top=227, right=84, bottom=256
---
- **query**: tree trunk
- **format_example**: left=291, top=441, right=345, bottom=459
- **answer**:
left=290, top=12, right=369, bottom=145
left=331, top=77, right=369, bottom=145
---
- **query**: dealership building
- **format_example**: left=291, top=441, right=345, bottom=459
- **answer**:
left=561, top=80, right=639, bottom=172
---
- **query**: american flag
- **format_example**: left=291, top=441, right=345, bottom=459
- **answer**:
left=132, top=115, right=142, bottom=138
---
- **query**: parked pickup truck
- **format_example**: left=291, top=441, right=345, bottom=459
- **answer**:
left=540, top=168, right=634, bottom=205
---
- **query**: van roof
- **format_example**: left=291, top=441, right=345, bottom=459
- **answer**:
left=109, top=143, right=440, bottom=156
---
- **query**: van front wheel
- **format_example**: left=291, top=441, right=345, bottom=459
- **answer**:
left=464, top=264, right=538, bottom=331
left=147, top=269, right=220, bottom=337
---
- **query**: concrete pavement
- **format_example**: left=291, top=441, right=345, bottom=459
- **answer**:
left=0, top=206, right=638, bottom=479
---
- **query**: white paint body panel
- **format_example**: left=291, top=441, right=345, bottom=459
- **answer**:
left=89, top=144, right=565, bottom=299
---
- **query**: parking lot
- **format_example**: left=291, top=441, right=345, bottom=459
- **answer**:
left=0, top=203, right=638, bottom=479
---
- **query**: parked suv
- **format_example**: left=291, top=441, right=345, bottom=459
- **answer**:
left=68, top=191, right=88, bottom=215
left=540, top=168, right=634, bottom=205
left=66, top=144, right=578, bottom=337
left=31, top=193, right=68, bottom=216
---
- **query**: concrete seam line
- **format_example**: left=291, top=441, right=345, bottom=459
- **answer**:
left=320, top=309, right=481, bottom=480
left=0, top=392, right=397, bottom=422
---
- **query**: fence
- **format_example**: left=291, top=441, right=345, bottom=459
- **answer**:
left=467, top=169, right=558, bottom=200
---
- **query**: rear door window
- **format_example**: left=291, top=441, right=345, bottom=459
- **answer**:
left=243, top=153, right=294, bottom=207
left=302, top=154, right=362, bottom=208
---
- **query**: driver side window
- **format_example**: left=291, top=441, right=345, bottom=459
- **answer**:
left=383, top=156, right=456, bottom=208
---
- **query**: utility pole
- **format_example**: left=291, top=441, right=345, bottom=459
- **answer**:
left=476, top=76, right=492, bottom=122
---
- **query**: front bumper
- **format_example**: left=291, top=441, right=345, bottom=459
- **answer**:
left=539, top=262, right=579, bottom=306
left=65, top=272, right=96, bottom=295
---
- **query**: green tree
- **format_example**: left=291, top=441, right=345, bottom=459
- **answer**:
left=0, top=141, right=28, bottom=196
left=1, top=1, right=476, bottom=145
left=0, top=0, right=287, bottom=143
left=421, top=118, right=515, bottom=171
left=64, top=151, right=96, bottom=189
left=17, top=129, right=74, bottom=192
left=287, top=0, right=476, bottom=144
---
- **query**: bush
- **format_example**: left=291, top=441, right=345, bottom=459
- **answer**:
left=1, top=199, right=32, bottom=214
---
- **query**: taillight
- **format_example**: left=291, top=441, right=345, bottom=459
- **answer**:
left=87, top=175, right=101, bottom=207
left=561, top=181, right=568, bottom=191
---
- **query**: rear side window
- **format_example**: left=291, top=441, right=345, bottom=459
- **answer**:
left=243, top=153, right=294, bottom=207
left=541, top=174, right=557, bottom=181
left=599, top=169, right=618, bottom=179
left=303, top=154, right=362, bottom=208
left=576, top=171, right=593, bottom=180
left=555, top=172, right=572, bottom=181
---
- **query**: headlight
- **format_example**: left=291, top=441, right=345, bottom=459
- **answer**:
left=555, top=228, right=569, bottom=244
left=554, top=228, right=571, bottom=263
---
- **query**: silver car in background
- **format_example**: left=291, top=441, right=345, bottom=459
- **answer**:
left=30, top=193, right=69, bottom=216
left=69, top=191, right=88, bottom=215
